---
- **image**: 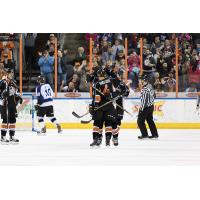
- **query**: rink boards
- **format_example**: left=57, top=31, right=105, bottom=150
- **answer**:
left=16, top=97, right=200, bottom=130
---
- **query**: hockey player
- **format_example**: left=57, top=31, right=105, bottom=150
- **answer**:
left=89, top=68, right=118, bottom=146
left=109, top=64, right=129, bottom=145
left=35, top=75, right=62, bottom=135
left=0, top=68, right=23, bottom=144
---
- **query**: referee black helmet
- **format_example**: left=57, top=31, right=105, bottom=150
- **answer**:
left=139, top=74, right=149, bottom=82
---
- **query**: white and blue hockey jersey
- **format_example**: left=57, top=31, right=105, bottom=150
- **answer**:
left=36, top=84, right=54, bottom=107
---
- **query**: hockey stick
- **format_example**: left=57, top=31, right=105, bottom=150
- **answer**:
left=72, top=111, right=89, bottom=119
left=80, top=95, right=123, bottom=124
left=92, top=86, right=133, bottom=117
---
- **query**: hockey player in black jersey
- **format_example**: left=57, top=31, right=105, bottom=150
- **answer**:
left=88, top=65, right=129, bottom=146
left=0, top=69, right=23, bottom=144
left=89, top=68, right=118, bottom=146
left=109, top=64, right=129, bottom=145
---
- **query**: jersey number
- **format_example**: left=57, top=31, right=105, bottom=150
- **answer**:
left=45, top=88, right=51, bottom=97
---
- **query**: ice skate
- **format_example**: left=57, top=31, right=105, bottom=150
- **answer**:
left=96, top=137, right=102, bottom=146
left=56, top=124, right=62, bottom=133
left=9, top=136, right=19, bottom=144
left=90, top=139, right=98, bottom=147
left=106, top=136, right=111, bottom=146
left=1, top=136, right=9, bottom=145
left=148, top=135, right=159, bottom=139
left=138, top=135, right=149, bottom=140
left=112, top=137, right=119, bottom=146
left=37, top=126, right=46, bottom=136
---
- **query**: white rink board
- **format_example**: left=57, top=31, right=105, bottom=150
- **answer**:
left=30, top=98, right=200, bottom=123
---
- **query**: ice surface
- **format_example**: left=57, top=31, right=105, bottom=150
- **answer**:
left=0, top=129, right=200, bottom=165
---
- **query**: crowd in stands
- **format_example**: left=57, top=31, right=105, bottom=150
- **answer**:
left=37, top=34, right=84, bottom=92
left=35, top=33, right=200, bottom=94
left=0, top=34, right=16, bottom=79
left=126, top=33, right=200, bottom=93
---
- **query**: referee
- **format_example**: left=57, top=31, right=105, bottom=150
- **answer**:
left=137, top=74, right=158, bottom=139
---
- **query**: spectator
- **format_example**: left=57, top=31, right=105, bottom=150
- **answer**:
left=0, top=62, right=5, bottom=80
left=153, top=72, right=164, bottom=92
left=185, top=83, right=197, bottom=93
left=2, top=53, right=15, bottom=72
left=75, top=47, right=86, bottom=62
left=163, top=72, right=176, bottom=92
left=100, top=39, right=109, bottom=54
left=115, top=49, right=125, bottom=62
left=151, top=36, right=163, bottom=54
left=24, top=33, right=36, bottom=69
left=57, top=50, right=64, bottom=90
left=38, top=50, right=54, bottom=87
left=143, top=49, right=155, bottom=82
left=179, top=60, right=190, bottom=91
left=112, top=39, right=124, bottom=59
left=62, top=49, right=74, bottom=84
left=60, top=81, right=77, bottom=92
left=189, top=55, right=200, bottom=90
left=102, top=47, right=115, bottom=64
left=46, top=34, right=60, bottom=56
left=71, top=74, right=80, bottom=91
left=77, top=60, right=90, bottom=92
left=128, top=51, right=140, bottom=88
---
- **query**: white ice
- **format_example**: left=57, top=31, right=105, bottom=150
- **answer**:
left=0, top=129, right=200, bottom=165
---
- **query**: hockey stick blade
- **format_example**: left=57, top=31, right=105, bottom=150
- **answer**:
left=72, top=111, right=89, bottom=118
left=81, top=119, right=93, bottom=124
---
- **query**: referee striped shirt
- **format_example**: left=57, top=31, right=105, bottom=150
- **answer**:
left=140, top=83, right=156, bottom=111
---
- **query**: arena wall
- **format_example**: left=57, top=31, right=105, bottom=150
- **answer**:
left=16, top=97, right=200, bottom=130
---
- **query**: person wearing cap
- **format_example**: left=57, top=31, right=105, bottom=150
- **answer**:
left=137, top=74, right=158, bottom=139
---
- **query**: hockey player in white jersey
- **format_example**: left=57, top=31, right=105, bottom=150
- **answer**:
left=35, top=75, right=62, bottom=135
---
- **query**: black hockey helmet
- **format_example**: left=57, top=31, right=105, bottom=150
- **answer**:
left=37, top=75, right=45, bottom=84
left=96, top=68, right=107, bottom=78
left=139, top=74, right=149, bottom=82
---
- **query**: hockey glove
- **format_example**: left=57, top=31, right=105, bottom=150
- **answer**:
left=34, top=104, right=40, bottom=111
left=2, top=90, right=9, bottom=99
left=89, top=104, right=94, bottom=115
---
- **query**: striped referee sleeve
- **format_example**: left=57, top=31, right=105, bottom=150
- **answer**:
left=140, top=89, right=148, bottom=111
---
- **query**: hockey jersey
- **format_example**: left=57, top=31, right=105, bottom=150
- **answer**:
left=36, top=84, right=53, bottom=107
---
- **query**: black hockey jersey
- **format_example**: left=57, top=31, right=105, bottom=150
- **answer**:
left=0, top=78, right=22, bottom=107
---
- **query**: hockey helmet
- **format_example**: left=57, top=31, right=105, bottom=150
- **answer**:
left=96, top=68, right=107, bottom=78
left=37, top=75, right=45, bottom=84
left=139, top=74, right=149, bottom=82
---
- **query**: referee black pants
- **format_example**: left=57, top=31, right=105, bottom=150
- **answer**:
left=137, top=105, right=158, bottom=137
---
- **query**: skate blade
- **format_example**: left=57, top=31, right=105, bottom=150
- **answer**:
left=149, top=138, right=159, bottom=140
left=9, top=141, right=19, bottom=145
left=138, top=138, right=149, bottom=140
left=37, top=133, right=46, bottom=136
left=90, top=145, right=101, bottom=149
left=58, top=130, right=63, bottom=134
left=1, top=142, right=9, bottom=145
